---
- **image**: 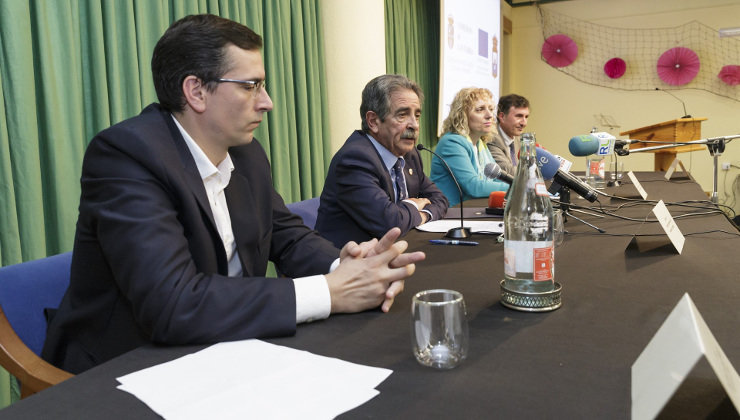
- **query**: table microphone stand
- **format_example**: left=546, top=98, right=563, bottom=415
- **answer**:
left=615, top=135, right=738, bottom=204
left=557, top=187, right=605, bottom=233
left=606, top=152, right=622, bottom=187
left=416, top=143, right=471, bottom=238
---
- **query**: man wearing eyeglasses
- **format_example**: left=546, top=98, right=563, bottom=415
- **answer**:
left=315, top=75, right=449, bottom=248
left=42, top=14, right=424, bottom=374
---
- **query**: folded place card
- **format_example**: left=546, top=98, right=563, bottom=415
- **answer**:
left=627, top=171, right=649, bottom=199
left=664, top=157, right=690, bottom=181
left=651, top=200, right=685, bottom=254
left=632, top=293, right=740, bottom=420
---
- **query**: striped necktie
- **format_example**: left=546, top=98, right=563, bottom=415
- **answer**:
left=393, top=158, right=408, bottom=201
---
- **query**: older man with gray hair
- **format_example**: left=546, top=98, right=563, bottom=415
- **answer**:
left=316, top=74, right=448, bottom=248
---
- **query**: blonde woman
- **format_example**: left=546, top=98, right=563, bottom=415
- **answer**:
left=430, top=88, right=508, bottom=206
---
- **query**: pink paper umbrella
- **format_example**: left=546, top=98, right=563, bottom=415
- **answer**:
left=718, top=65, right=740, bottom=86
left=541, top=34, right=578, bottom=68
left=656, top=47, right=700, bottom=86
left=604, top=57, right=626, bottom=79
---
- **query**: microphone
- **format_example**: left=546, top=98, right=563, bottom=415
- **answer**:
left=416, top=144, right=471, bottom=239
left=568, top=134, right=600, bottom=157
left=533, top=147, right=561, bottom=181
left=483, top=162, right=513, bottom=184
left=486, top=190, right=507, bottom=215
left=548, top=169, right=599, bottom=202
left=655, top=87, right=691, bottom=119
left=569, top=134, right=636, bottom=157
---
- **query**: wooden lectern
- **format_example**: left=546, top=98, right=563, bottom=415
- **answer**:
left=620, top=118, right=707, bottom=171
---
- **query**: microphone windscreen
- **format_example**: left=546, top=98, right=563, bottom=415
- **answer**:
left=568, top=134, right=600, bottom=157
left=483, top=162, right=499, bottom=179
left=489, top=191, right=506, bottom=209
left=534, top=147, right=560, bottom=180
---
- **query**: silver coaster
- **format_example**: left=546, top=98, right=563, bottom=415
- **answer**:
left=499, top=280, right=562, bottom=312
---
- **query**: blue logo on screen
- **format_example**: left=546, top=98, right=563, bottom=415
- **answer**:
left=478, top=29, right=488, bottom=57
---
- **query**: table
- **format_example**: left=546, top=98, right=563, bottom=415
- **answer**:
left=2, top=172, right=739, bottom=419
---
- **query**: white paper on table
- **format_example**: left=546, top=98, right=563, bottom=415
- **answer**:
left=116, top=340, right=392, bottom=420
left=416, top=219, right=504, bottom=234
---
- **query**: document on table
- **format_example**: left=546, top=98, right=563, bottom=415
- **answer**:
left=116, top=340, right=392, bottom=420
left=417, top=219, right=504, bottom=234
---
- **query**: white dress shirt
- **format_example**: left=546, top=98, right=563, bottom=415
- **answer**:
left=172, top=116, right=331, bottom=323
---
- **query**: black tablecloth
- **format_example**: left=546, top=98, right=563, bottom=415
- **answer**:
left=3, top=172, right=740, bottom=419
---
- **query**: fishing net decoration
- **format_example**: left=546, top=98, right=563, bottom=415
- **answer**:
left=537, top=6, right=740, bottom=101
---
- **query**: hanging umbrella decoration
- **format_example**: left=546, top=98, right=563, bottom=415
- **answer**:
left=656, top=47, right=700, bottom=86
left=718, top=65, right=740, bottom=86
left=604, top=57, right=626, bottom=79
left=541, top=34, right=578, bottom=68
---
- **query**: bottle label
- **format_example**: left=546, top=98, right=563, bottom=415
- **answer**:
left=504, top=240, right=554, bottom=281
left=589, top=159, right=605, bottom=178
left=533, top=246, right=554, bottom=281
left=535, top=182, right=548, bottom=196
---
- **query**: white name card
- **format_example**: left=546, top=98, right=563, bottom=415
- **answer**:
left=632, top=293, right=740, bottom=420
left=652, top=200, right=685, bottom=254
left=664, top=157, right=688, bottom=180
left=627, top=171, right=648, bottom=199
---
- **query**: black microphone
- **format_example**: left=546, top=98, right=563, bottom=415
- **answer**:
left=548, top=169, right=599, bottom=202
left=655, top=87, right=691, bottom=119
left=416, top=143, right=471, bottom=239
left=483, top=162, right=514, bottom=185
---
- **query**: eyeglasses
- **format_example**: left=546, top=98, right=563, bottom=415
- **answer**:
left=216, top=78, right=266, bottom=96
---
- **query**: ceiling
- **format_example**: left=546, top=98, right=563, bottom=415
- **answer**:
left=504, top=0, right=572, bottom=7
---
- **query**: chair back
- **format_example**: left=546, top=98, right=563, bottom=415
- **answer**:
left=0, top=252, right=72, bottom=355
left=286, top=197, right=320, bottom=230
left=0, top=252, right=74, bottom=397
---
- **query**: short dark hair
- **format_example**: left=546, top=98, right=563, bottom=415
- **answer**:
left=151, top=14, right=263, bottom=112
left=497, top=94, right=529, bottom=116
left=360, top=74, right=424, bottom=133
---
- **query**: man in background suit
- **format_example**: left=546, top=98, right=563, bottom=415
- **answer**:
left=43, top=15, right=423, bottom=374
left=487, top=93, right=530, bottom=175
left=315, top=75, right=448, bottom=248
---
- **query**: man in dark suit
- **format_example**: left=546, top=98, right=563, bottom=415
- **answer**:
left=43, top=15, right=423, bottom=374
left=315, top=75, right=449, bottom=248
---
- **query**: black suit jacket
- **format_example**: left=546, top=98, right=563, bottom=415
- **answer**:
left=42, top=104, right=339, bottom=373
left=315, top=131, right=448, bottom=248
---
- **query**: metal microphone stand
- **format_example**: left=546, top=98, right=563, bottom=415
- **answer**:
left=615, top=135, right=738, bottom=204
left=556, top=187, right=605, bottom=233
left=606, top=151, right=622, bottom=187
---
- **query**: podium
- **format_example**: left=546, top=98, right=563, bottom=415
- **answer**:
left=620, top=118, right=707, bottom=171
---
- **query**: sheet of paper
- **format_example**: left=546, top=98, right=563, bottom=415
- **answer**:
left=416, top=219, right=504, bottom=234
left=117, top=340, right=392, bottom=420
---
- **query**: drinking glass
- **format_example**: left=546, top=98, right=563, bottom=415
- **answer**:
left=553, top=208, right=564, bottom=248
left=411, top=289, right=468, bottom=369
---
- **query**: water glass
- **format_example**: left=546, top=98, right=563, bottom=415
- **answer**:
left=411, top=289, right=468, bottom=369
left=553, top=208, right=564, bottom=247
left=610, top=160, right=624, bottom=181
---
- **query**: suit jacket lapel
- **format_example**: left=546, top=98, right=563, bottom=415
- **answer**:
left=224, top=172, right=259, bottom=277
left=359, top=133, right=395, bottom=200
left=162, top=110, right=228, bottom=273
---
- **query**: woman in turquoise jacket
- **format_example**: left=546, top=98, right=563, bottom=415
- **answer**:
left=431, top=88, right=509, bottom=206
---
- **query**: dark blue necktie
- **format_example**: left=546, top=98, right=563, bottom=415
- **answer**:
left=393, top=158, right=408, bottom=202
left=509, top=142, right=517, bottom=166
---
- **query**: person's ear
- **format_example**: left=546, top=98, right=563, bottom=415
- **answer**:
left=182, top=76, right=207, bottom=113
left=365, top=111, right=381, bottom=134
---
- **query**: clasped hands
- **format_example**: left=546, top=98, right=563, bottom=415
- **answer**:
left=325, top=227, right=425, bottom=314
